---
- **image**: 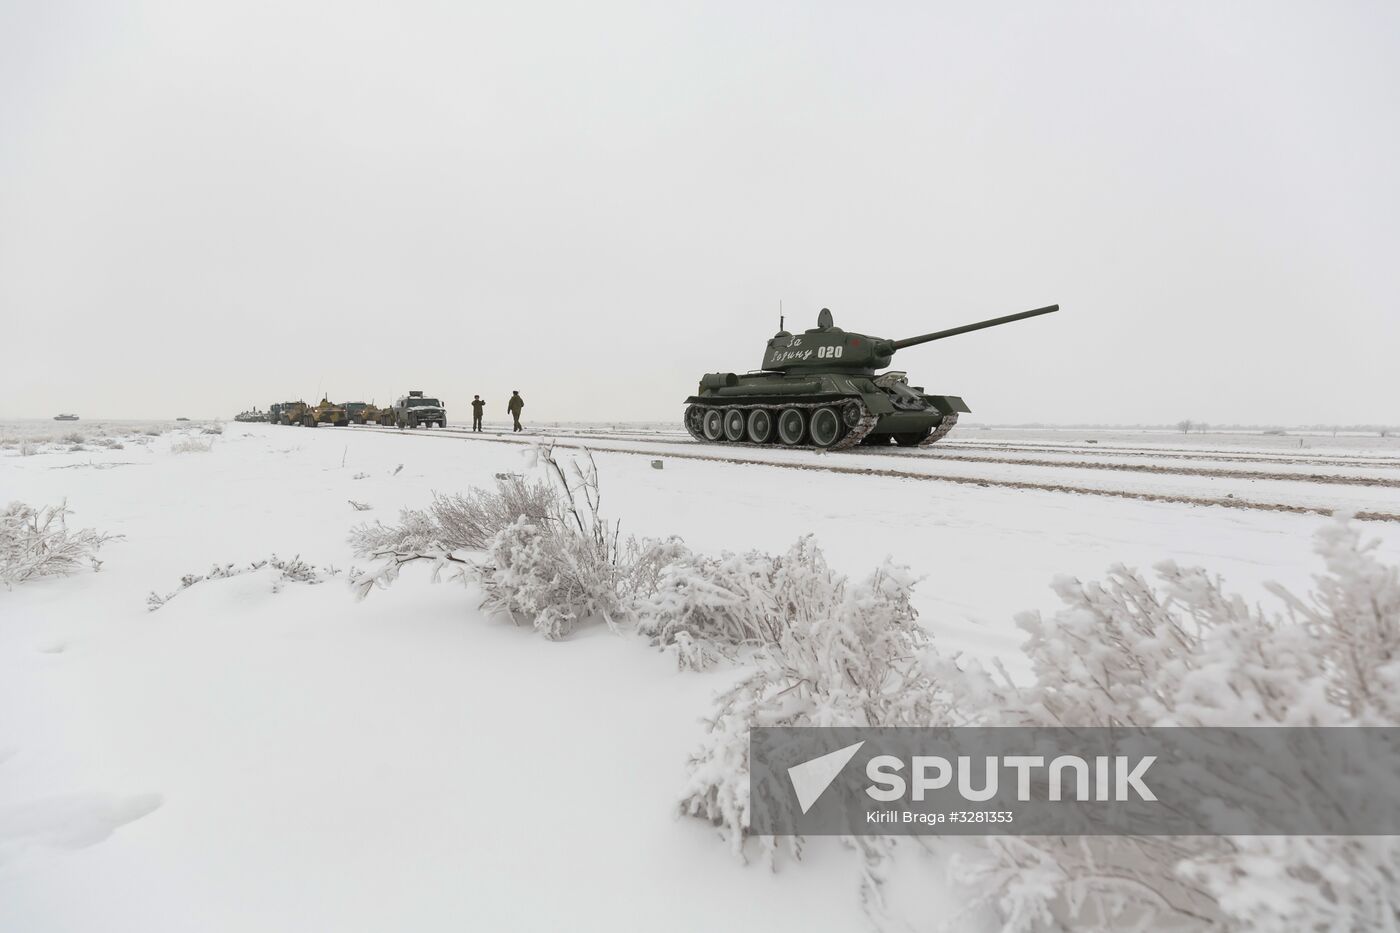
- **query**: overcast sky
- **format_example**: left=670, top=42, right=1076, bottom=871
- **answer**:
left=2, top=1, right=1397, bottom=424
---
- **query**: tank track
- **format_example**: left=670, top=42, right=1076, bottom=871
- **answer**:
left=918, top=412, right=960, bottom=446
left=685, top=398, right=880, bottom=451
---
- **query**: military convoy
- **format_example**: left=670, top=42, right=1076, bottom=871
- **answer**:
left=254, top=301, right=1057, bottom=449
left=264, top=392, right=444, bottom=429
left=684, top=304, right=1059, bottom=450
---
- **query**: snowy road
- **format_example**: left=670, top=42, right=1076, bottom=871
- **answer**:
left=340, top=423, right=1400, bottom=520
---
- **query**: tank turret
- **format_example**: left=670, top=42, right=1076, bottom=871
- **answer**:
left=686, top=302, right=1059, bottom=451
left=761, top=304, right=1058, bottom=373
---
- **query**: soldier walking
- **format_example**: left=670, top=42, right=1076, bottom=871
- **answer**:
left=471, top=395, right=485, bottom=432
left=507, top=391, right=524, bottom=433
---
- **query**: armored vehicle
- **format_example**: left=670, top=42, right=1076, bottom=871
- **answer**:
left=389, top=391, right=446, bottom=429
left=307, top=397, right=350, bottom=427
left=343, top=402, right=383, bottom=425
left=234, top=408, right=266, bottom=423
left=684, top=304, right=1058, bottom=450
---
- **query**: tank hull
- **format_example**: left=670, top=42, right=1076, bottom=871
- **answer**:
left=684, top=371, right=969, bottom=450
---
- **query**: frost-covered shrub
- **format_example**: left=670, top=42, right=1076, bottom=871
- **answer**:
left=673, top=539, right=968, bottom=920
left=201, top=423, right=224, bottom=435
left=61, top=431, right=84, bottom=444
left=634, top=546, right=797, bottom=658
left=349, top=477, right=556, bottom=557
left=353, top=447, right=678, bottom=639
left=471, top=515, right=662, bottom=638
left=678, top=540, right=963, bottom=846
left=147, top=555, right=340, bottom=610
left=172, top=436, right=213, bottom=453
left=1, top=501, right=118, bottom=587
left=953, top=516, right=1400, bottom=933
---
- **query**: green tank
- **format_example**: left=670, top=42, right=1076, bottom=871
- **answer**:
left=684, top=304, right=1058, bottom=449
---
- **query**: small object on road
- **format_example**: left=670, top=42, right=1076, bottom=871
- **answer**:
left=348, top=500, right=372, bottom=511
left=390, top=464, right=403, bottom=476
left=651, top=460, right=664, bottom=470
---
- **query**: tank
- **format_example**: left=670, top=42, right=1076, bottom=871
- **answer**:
left=684, top=304, right=1058, bottom=450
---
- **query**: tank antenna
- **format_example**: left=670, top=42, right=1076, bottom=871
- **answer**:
left=779, top=299, right=784, bottom=332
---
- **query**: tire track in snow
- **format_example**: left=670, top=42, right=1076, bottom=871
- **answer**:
left=938, top=441, right=1400, bottom=470
left=341, top=425, right=1400, bottom=523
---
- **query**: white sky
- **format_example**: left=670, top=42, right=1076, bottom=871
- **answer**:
left=2, top=1, right=1397, bottom=424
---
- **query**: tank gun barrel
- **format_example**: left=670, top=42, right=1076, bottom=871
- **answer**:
left=888, top=304, right=1059, bottom=351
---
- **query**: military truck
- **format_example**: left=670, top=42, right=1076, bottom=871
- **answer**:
left=389, top=391, right=446, bottom=429
left=270, top=401, right=307, bottom=425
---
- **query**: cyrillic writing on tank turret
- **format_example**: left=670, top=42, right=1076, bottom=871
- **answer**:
left=769, top=348, right=816, bottom=364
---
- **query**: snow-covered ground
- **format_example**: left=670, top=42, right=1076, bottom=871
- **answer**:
left=4, top=421, right=1399, bottom=931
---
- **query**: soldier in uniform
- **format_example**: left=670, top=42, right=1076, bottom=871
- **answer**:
left=507, top=391, right=524, bottom=432
left=471, top=395, right=485, bottom=432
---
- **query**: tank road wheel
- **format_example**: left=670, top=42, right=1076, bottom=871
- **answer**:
left=809, top=407, right=843, bottom=448
left=684, top=406, right=705, bottom=440
left=701, top=408, right=725, bottom=442
left=746, top=409, right=774, bottom=444
left=722, top=408, right=747, bottom=442
left=776, top=407, right=806, bottom=446
left=895, top=431, right=932, bottom=447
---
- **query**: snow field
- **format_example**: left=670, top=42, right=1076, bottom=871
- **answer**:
left=4, top=422, right=1400, bottom=931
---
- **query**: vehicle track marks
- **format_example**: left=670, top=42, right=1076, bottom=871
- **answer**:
left=344, top=425, right=1400, bottom=523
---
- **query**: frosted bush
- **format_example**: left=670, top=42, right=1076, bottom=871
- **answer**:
left=351, top=447, right=670, bottom=639
left=952, top=516, right=1400, bottom=932
left=677, top=540, right=964, bottom=844
left=172, top=436, right=213, bottom=453
left=634, top=546, right=795, bottom=658
left=349, top=477, right=556, bottom=557
left=1, top=501, right=118, bottom=587
left=470, top=515, right=652, bottom=638
left=147, top=555, right=341, bottom=610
